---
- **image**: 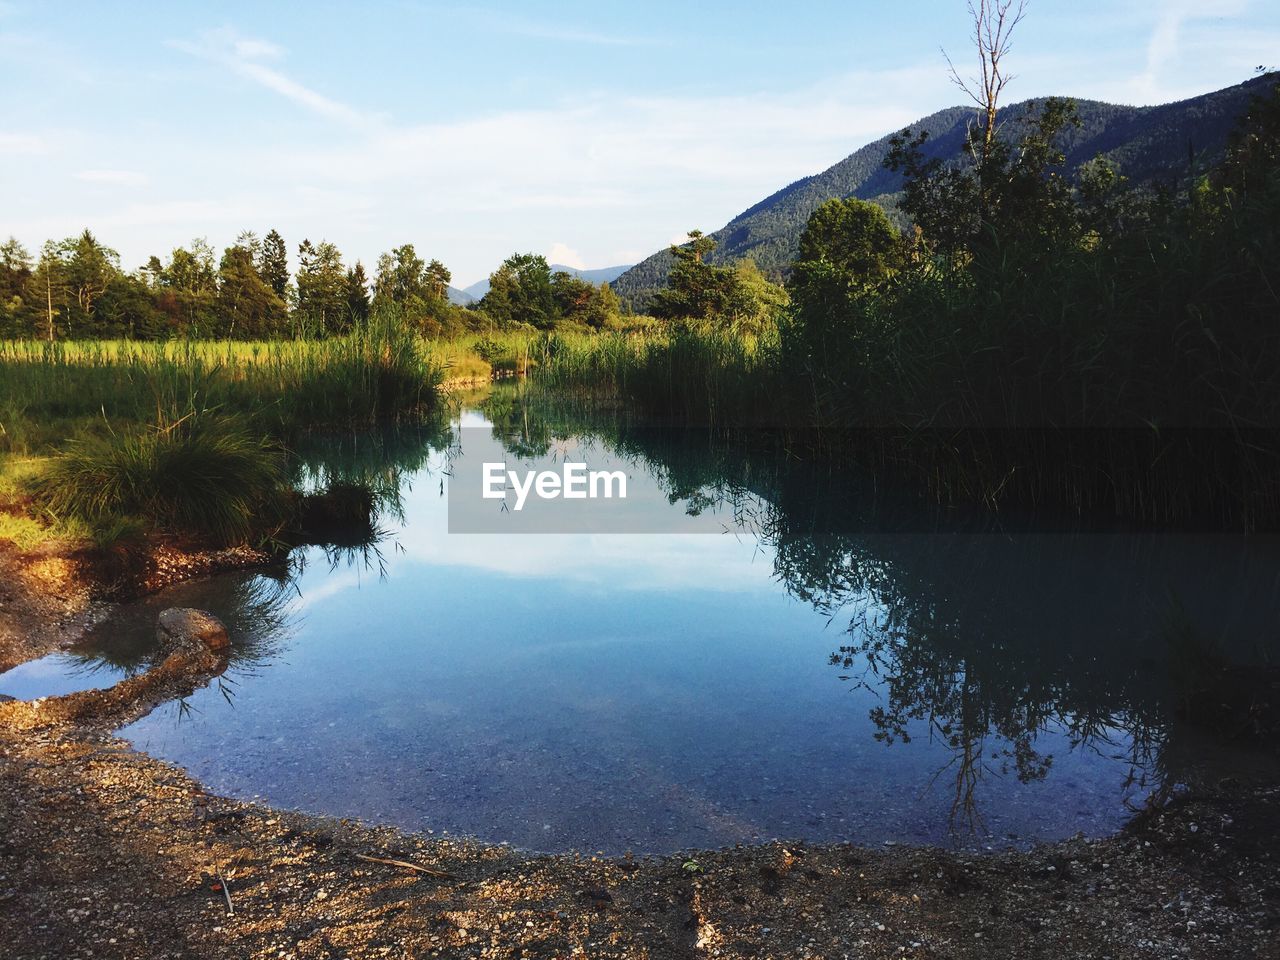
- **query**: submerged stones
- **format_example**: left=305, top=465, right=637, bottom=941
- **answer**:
left=157, top=608, right=230, bottom=654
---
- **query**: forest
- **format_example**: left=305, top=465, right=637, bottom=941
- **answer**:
left=0, top=230, right=628, bottom=341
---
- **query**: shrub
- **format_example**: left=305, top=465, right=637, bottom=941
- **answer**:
left=38, top=415, right=290, bottom=546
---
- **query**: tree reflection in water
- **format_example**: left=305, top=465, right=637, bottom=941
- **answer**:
left=482, top=383, right=1280, bottom=833
left=67, top=386, right=1280, bottom=830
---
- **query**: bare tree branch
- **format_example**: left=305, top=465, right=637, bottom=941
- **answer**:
left=942, top=0, right=1029, bottom=165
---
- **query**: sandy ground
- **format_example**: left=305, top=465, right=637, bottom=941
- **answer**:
left=1, top=542, right=1278, bottom=959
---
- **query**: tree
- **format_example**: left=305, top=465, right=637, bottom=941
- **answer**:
left=345, top=262, right=371, bottom=323
left=372, top=244, right=455, bottom=333
left=481, top=253, right=556, bottom=328
left=259, top=229, right=290, bottom=299
left=551, top=270, right=596, bottom=323
left=424, top=259, right=451, bottom=300
left=944, top=0, right=1028, bottom=173
left=235, top=230, right=262, bottom=265
left=157, top=239, right=218, bottom=333
left=28, top=242, right=69, bottom=341
left=97, top=272, right=167, bottom=339
left=793, top=199, right=906, bottom=291
left=373, top=244, right=428, bottom=305
left=650, top=231, right=738, bottom=322
left=886, top=97, right=1082, bottom=264
left=60, top=230, right=120, bottom=336
left=0, top=237, right=34, bottom=337
left=217, top=243, right=288, bottom=338
left=588, top=282, right=623, bottom=329
left=295, top=239, right=349, bottom=336
left=723, top=260, right=789, bottom=335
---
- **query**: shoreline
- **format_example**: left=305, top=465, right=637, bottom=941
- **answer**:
left=2, top=541, right=1278, bottom=957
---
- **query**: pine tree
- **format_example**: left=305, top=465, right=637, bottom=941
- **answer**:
left=345, top=262, right=371, bottom=322
left=259, top=229, right=290, bottom=299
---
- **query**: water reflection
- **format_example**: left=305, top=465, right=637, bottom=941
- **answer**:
left=71, top=569, right=298, bottom=681
left=14, top=383, right=1273, bottom=851
left=473, top=384, right=1280, bottom=827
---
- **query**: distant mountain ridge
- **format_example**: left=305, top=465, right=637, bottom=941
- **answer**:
left=460, top=262, right=632, bottom=302
left=612, top=75, right=1273, bottom=307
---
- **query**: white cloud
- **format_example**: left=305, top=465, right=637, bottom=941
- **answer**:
left=1129, top=0, right=1260, bottom=103
left=170, top=29, right=372, bottom=129
left=232, top=37, right=283, bottom=60
left=117, top=51, right=948, bottom=280
left=75, top=169, right=148, bottom=187
left=546, top=242, right=587, bottom=269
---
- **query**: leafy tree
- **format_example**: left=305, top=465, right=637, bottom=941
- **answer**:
left=0, top=237, right=34, bottom=337
left=551, top=270, right=596, bottom=324
left=588, top=282, right=623, bottom=329
left=56, top=230, right=121, bottom=336
left=649, top=231, right=786, bottom=330
left=259, top=229, right=290, bottom=299
left=792, top=198, right=906, bottom=291
left=650, top=231, right=735, bottom=321
left=723, top=260, right=789, bottom=335
left=886, top=97, right=1083, bottom=264
left=424, top=259, right=451, bottom=299
left=97, top=272, right=167, bottom=339
left=482, top=253, right=556, bottom=328
left=157, top=239, right=218, bottom=333
left=372, top=244, right=455, bottom=333
left=785, top=200, right=906, bottom=373
left=373, top=244, right=428, bottom=305
left=217, top=243, right=288, bottom=338
left=296, top=239, right=349, bottom=336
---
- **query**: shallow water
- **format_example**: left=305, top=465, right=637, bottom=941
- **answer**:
left=5, top=390, right=1278, bottom=854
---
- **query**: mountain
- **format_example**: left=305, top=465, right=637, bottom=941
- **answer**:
left=447, top=285, right=476, bottom=306
left=460, top=262, right=633, bottom=302
left=550, top=263, right=632, bottom=285
left=462, top=278, right=491, bottom=300
left=612, top=75, right=1273, bottom=308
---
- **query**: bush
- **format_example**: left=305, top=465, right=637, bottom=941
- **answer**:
left=38, top=415, right=290, bottom=546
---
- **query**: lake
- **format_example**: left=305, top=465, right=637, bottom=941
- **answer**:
left=4, top=386, right=1278, bottom=854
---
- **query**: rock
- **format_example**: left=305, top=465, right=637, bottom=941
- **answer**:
left=157, top=608, right=230, bottom=653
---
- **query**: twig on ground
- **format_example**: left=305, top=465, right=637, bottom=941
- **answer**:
left=354, top=853, right=454, bottom=879
left=214, top=863, right=234, bottom=916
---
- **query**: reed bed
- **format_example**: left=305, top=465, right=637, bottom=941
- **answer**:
left=0, top=308, right=443, bottom=544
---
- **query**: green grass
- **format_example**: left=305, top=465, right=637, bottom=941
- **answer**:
left=36, top=414, right=290, bottom=546
left=535, top=322, right=780, bottom=426
left=0, top=307, right=443, bottom=456
left=0, top=307, right=445, bottom=547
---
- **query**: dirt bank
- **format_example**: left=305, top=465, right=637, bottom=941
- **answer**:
left=2, top=713, right=1277, bottom=960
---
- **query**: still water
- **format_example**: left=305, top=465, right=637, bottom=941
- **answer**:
left=4, top=389, right=1278, bottom=854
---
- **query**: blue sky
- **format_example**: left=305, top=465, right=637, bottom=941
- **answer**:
left=2, top=1, right=1277, bottom=286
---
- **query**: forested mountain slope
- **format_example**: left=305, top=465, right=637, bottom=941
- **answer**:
left=613, top=75, right=1272, bottom=306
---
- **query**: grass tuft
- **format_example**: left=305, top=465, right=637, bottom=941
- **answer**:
left=36, top=415, right=290, bottom=547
